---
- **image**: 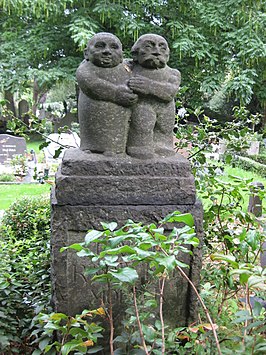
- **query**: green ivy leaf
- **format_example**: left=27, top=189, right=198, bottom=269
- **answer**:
left=101, top=245, right=136, bottom=256
left=85, top=230, right=103, bottom=244
left=60, top=244, right=83, bottom=253
left=100, top=222, right=117, bottom=231
left=161, top=212, right=194, bottom=227
left=109, top=267, right=138, bottom=284
left=61, top=340, right=85, bottom=355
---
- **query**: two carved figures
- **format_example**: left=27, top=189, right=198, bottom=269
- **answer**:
left=76, top=32, right=181, bottom=159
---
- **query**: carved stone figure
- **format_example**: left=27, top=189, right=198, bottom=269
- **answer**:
left=126, top=34, right=181, bottom=159
left=76, top=32, right=137, bottom=155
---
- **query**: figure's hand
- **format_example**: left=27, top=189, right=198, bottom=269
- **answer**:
left=128, top=75, right=151, bottom=95
left=115, top=85, right=138, bottom=106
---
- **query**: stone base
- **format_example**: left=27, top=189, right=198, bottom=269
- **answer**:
left=51, top=149, right=203, bottom=326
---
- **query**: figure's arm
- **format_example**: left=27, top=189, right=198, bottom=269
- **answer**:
left=76, top=63, right=138, bottom=107
left=128, top=69, right=181, bottom=102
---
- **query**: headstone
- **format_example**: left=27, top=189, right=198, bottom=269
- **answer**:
left=247, top=141, right=260, bottom=156
left=18, top=99, right=30, bottom=126
left=51, top=33, right=203, bottom=334
left=0, top=134, right=27, bottom=164
left=248, top=181, right=264, bottom=217
left=43, top=132, right=80, bottom=163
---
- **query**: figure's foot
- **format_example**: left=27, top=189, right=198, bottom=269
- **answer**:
left=103, top=151, right=126, bottom=158
left=155, top=145, right=175, bottom=157
left=127, top=146, right=154, bottom=159
left=103, top=150, right=116, bottom=157
left=83, top=149, right=92, bottom=154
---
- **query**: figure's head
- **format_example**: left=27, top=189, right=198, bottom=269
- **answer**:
left=84, top=32, right=123, bottom=68
left=131, top=34, right=169, bottom=69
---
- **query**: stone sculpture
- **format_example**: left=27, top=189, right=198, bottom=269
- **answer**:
left=76, top=32, right=137, bottom=155
left=52, top=32, right=203, bottom=329
left=127, top=34, right=181, bottom=159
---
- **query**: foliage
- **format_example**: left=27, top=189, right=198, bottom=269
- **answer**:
left=0, top=196, right=51, bottom=353
left=0, top=0, right=265, bottom=117
left=0, top=173, right=16, bottom=182
left=32, top=310, right=104, bottom=355
left=175, top=109, right=266, bottom=353
left=234, top=155, right=266, bottom=177
left=60, top=213, right=218, bottom=354
left=10, top=153, right=28, bottom=176
left=2, top=195, right=50, bottom=239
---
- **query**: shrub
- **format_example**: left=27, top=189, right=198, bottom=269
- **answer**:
left=1, top=196, right=50, bottom=240
left=0, top=196, right=51, bottom=353
left=253, top=153, right=266, bottom=165
left=234, top=155, right=266, bottom=177
left=0, top=173, right=16, bottom=182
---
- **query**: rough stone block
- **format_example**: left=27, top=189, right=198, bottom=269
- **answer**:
left=51, top=150, right=203, bottom=328
left=55, top=149, right=196, bottom=206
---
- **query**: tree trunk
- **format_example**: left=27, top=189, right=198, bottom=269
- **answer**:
left=4, top=90, right=17, bottom=117
left=32, top=78, right=40, bottom=116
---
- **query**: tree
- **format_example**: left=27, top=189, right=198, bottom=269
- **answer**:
left=0, top=0, right=265, bottom=123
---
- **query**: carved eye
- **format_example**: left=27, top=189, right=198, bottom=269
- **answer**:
left=94, top=42, right=105, bottom=48
left=110, top=43, right=119, bottom=49
left=144, top=41, right=154, bottom=49
left=159, top=43, right=167, bottom=50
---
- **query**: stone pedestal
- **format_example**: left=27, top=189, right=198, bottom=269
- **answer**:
left=51, top=148, right=203, bottom=326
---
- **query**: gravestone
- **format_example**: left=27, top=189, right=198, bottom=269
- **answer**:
left=247, top=141, right=260, bottom=156
left=0, top=134, right=27, bottom=164
left=248, top=181, right=264, bottom=217
left=18, top=99, right=30, bottom=125
left=51, top=33, right=203, bottom=329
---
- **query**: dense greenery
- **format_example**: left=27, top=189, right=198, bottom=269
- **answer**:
left=0, top=109, right=265, bottom=353
left=0, top=197, right=51, bottom=353
left=0, top=0, right=265, bottom=122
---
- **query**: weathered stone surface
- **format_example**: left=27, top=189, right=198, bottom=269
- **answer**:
left=55, top=150, right=196, bottom=205
left=51, top=197, right=203, bottom=325
left=51, top=32, right=203, bottom=338
left=77, top=33, right=137, bottom=155
left=61, top=148, right=192, bottom=177
left=127, top=34, right=181, bottom=159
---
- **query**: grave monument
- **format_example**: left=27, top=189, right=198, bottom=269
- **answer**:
left=51, top=33, right=203, bottom=326
left=0, top=134, right=27, bottom=164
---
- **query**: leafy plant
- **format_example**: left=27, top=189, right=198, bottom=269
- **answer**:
left=0, top=173, right=16, bottom=182
left=0, top=196, right=51, bottom=353
left=1, top=195, right=50, bottom=240
left=31, top=309, right=104, bottom=355
left=10, top=154, right=28, bottom=176
left=61, top=212, right=221, bottom=354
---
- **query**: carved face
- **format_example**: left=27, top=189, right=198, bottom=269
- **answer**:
left=85, top=33, right=123, bottom=68
left=132, top=34, right=169, bottom=69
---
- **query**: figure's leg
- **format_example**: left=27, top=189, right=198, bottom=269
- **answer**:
left=154, top=101, right=175, bottom=157
left=127, top=103, right=156, bottom=159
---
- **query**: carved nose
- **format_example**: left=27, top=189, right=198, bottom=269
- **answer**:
left=103, top=48, right=111, bottom=55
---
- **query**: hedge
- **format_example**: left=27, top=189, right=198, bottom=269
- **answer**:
left=234, top=155, right=266, bottom=177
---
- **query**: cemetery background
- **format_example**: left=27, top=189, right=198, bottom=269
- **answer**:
left=0, top=116, right=265, bottom=354
left=0, top=0, right=265, bottom=353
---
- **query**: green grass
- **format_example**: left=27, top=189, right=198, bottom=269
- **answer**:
left=225, top=165, right=266, bottom=186
left=0, top=183, right=51, bottom=210
left=218, top=165, right=266, bottom=212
